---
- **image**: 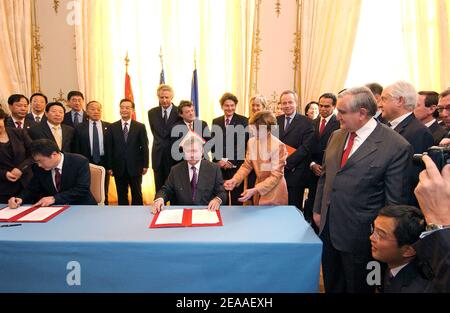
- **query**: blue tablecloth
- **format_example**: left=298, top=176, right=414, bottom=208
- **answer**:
left=0, top=205, right=322, bottom=293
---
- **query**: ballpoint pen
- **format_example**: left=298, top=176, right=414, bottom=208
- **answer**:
left=0, top=224, right=22, bottom=228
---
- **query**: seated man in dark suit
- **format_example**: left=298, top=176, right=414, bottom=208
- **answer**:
left=152, top=137, right=226, bottom=214
left=413, top=155, right=450, bottom=292
left=8, top=139, right=96, bottom=208
left=28, top=102, right=75, bottom=153
left=370, top=205, right=429, bottom=293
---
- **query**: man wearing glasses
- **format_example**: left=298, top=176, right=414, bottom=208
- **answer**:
left=370, top=205, right=430, bottom=293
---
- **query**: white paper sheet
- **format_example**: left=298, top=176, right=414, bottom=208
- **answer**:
left=17, top=206, right=64, bottom=222
left=191, top=209, right=219, bottom=224
left=0, top=206, right=33, bottom=220
left=155, top=209, right=184, bottom=225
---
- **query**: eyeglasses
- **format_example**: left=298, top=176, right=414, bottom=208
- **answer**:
left=370, top=224, right=397, bottom=242
left=437, top=105, right=450, bottom=113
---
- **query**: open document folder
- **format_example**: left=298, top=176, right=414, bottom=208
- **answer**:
left=0, top=205, right=69, bottom=223
left=150, top=208, right=223, bottom=228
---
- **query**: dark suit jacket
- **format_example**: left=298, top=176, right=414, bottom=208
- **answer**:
left=155, top=160, right=226, bottom=205
left=393, top=113, right=434, bottom=154
left=382, top=258, right=432, bottom=293
left=5, top=116, right=38, bottom=131
left=171, top=119, right=211, bottom=160
left=211, top=114, right=249, bottom=167
left=413, top=228, right=450, bottom=292
left=276, top=114, right=315, bottom=186
left=313, top=123, right=413, bottom=254
left=26, top=112, right=46, bottom=123
left=73, top=120, right=112, bottom=167
left=428, top=121, right=447, bottom=146
left=18, top=153, right=97, bottom=205
left=0, top=128, right=34, bottom=199
left=27, top=122, right=75, bottom=153
left=63, top=111, right=89, bottom=128
left=311, top=115, right=340, bottom=165
left=109, top=120, right=149, bottom=177
left=148, top=104, right=181, bottom=170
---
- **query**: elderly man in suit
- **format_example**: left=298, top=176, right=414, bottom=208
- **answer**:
left=63, top=91, right=89, bottom=128
left=148, top=84, right=181, bottom=193
left=8, top=139, right=96, bottom=208
left=152, top=136, right=226, bottom=213
left=313, top=86, right=413, bottom=293
left=28, top=102, right=75, bottom=153
left=110, top=99, right=149, bottom=205
left=5, top=94, right=37, bottom=131
left=380, top=81, right=434, bottom=205
left=276, top=90, right=315, bottom=210
left=304, top=93, right=340, bottom=224
left=73, top=100, right=112, bottom=204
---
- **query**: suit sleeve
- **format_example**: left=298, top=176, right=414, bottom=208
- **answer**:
left=214, top=165, right=227, bottom=204
left=17, top=130, right=34, bottom=171
left=384, top=143, right=413, bottom=205
left=154, top=169, right=176, bottom=203
left=53, top=157, right=92, bottom=204
left=254, top=143, right=287, bottom=196
left=18, top=167, right=43, bottom=203
left=140, top=124, right=150, bottom=168
left=286, top=121, right=315, bottom=170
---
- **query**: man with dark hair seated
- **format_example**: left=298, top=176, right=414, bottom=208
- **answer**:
left=8, top=139, right=96, bottom=208
left=370, top=205, right=429, bottom=292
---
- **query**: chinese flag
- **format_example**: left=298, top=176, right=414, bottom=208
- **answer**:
left=125, top=71, right=136, bottom=120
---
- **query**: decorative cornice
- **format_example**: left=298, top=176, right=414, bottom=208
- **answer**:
left=275, top=0, right=281, bottom=17
left=53, top=0, right=60, bottom=14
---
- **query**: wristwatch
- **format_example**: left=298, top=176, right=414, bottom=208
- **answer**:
left=425, top=224, right=448, bottom=231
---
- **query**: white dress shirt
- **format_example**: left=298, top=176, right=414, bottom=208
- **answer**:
left=389, top=263, right=409, bottom=278
left=162, top=104, right=173, bottom=119
left=389, top=112, right=413, bottom=129
left=188, top=160, right=201, bottom=183
left=89, top=119, right=105, bottom=156
left=284, top=112, right=297, bottom=129
left=425, top=119, right=436, bottom=128
left=52, top=153, right=64, bottom=190
left=344, top=117, right=378, bottom=158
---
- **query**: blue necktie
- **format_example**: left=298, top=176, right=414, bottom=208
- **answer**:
left=123, top=122, right=129, bottom=142
left=74, top=112, right=80, bottom=126
left=92, top=121, right=101, bottom=164
left=191, top=166, right=198, bottom=201
left=285, top=116, right=291, bottom=131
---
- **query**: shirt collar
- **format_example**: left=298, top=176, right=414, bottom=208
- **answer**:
left=389, top=112, right=413, bottom=129
left=425, top=119, right=436, bottom=128
left=121, top=119, right=131, bottom=127
left=354, top=117, right=377, bottom=140
left=188, top=160, right=201, bottom=172
left=390, top=262, right=410, bottom=278
left=285, top=112, right=297, bottom=120
left=321, top=114, right=334, bottom=124
left=12, top=117, right=25, bottom=124
left=47, top=121, right=61, bottom=129
left=54, top=153, right=64, bottom=172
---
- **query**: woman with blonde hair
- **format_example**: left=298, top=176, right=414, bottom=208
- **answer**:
left=224, top=111, right=288, bottom=205
left=249, top=95, right=267, bottom=116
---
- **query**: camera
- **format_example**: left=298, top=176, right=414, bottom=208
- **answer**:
left=413, top=145, right=450, bottom=172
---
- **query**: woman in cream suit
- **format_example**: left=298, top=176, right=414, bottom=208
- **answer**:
left=224, top=111, right=288, bottom=205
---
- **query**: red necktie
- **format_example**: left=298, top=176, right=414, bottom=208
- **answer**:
left=340, top=132, right=357, bottom=168
left=319, top=118, right=326, bottom=135
left=54, top=168, right=62, bottom=192
left=225, top=118, right=230, bottom=126
left=16, top=121, right=22, bottom=129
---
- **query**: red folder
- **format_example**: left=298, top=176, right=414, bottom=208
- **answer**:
left=0, top=205, right=69, bottom=223
left=286, top=144, right=297, bottom=157
left=150, top=208, right=223, bottom=228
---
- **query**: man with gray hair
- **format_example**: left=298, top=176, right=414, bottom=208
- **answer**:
left=313, top=86, right=413, bottom=293
left=380, top=81, right=434, bottom=205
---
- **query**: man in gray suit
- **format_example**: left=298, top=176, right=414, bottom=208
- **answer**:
left=152, top=136, right=227, bottom=213
left=313, top=86, right=413, bottom=293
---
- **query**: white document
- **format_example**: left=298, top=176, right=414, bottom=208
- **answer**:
left=17, top=206, right=64, bottom=222
left=0, top=206, right=33, bottom=220
left=191, top=209, right=219, bottom=224
left=155, top=209, right=184, bottom=225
